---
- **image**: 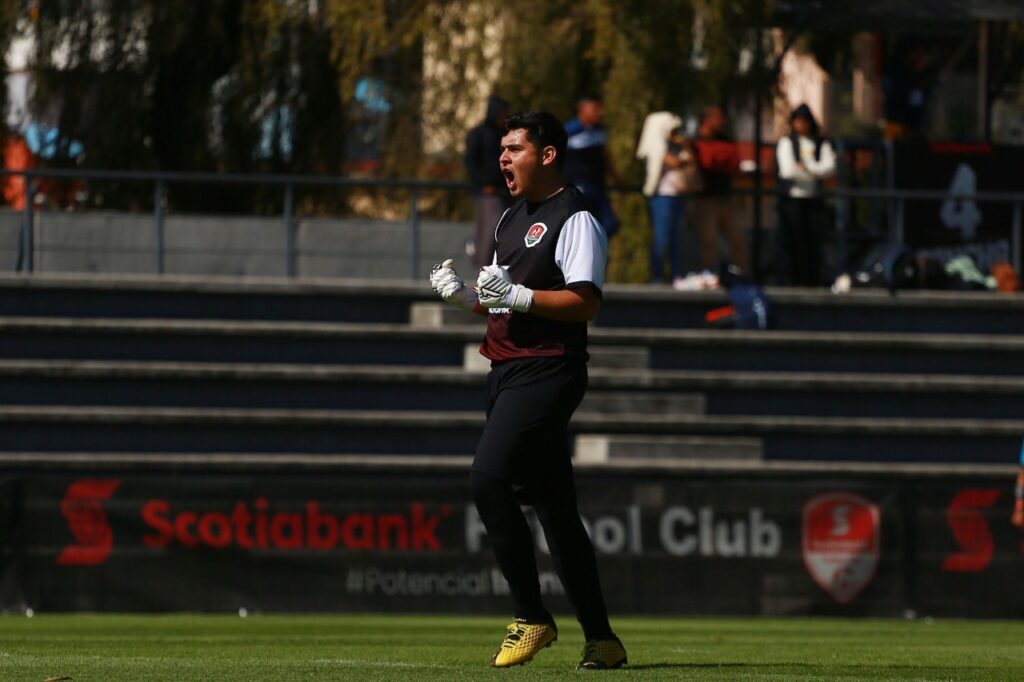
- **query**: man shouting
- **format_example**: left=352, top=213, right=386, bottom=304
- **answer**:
left=429, top=110, right=625, bottom=671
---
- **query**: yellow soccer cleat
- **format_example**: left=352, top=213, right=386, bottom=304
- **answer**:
left=577, top=636, right=627, bottom=670
left=490, top=618, right=558, bottom=667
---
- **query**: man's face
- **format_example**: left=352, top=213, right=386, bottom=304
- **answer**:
left=792, top=116, right=811, bottom=137
left=578, top=100, right=604, bottom=127
left=499, top=128, right=548, bottom=198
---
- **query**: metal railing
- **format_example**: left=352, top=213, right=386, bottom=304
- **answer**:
left=0, top=168, right=465, bottom=279
left=2, top=166, right=1023, bottom=279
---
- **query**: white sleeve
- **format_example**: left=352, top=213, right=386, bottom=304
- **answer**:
left=805, top=140, right=836, bottom=179
left=776, top=137, right=813, bottom=181
left=554, top=211, right=608, bottom=292
left=775, top=138, right=799, bottom=180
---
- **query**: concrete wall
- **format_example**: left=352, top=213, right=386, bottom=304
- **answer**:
left=0, top=210, right=478, bottom=280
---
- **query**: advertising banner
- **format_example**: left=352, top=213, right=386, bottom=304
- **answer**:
left=2, top=468, right=1022, bottom=618
left=891, top=142, right=1024, bottom=271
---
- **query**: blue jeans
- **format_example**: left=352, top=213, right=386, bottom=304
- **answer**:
left=648, top=194, right=687, bottom=282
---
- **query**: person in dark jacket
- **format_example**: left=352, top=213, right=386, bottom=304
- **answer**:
left=465, top=95, right=512, bottom=266
left=775, top=103, right=836, bottom=287
left=564, top=94, right=622, bottom=240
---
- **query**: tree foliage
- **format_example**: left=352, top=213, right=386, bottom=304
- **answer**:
left=20, top=0, right=776, bottom=276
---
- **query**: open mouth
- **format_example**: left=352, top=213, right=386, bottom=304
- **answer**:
left=503, top=169, right=516, bottom=190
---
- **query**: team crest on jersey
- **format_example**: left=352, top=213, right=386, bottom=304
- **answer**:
left=524, top=222, right=548, bottom=248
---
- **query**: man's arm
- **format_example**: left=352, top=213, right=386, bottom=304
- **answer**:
left=530, top=286, right=601, bottom=322
left=805, top=140, right=837, bottom=179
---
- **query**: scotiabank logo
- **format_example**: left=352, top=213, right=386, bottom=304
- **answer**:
left=57, top=479, right=122, bottom=566
left=943, top=488, right=1000, bottom=573
left=802, top=492, right=880, bottom=604
left=143, top=499, right=452, bottom=551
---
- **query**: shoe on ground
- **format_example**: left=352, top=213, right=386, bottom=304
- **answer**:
left=577, top=636, right=627, bottom=670
left=490, top=618, right=557, bottom=668
left=698, top=269, right=720, bottom=290
left=673, top=273, right=703, bottom=291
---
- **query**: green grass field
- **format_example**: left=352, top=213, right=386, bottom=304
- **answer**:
left=1, top=613, right=1023, bottom=681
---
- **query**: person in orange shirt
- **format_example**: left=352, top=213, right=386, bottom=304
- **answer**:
left=2, top=133, right=33, bottom=210
left=691, top=106, right=748, bottom=279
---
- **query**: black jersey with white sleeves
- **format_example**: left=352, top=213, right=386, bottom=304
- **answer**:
left=480, top=184, right=608, bottom=363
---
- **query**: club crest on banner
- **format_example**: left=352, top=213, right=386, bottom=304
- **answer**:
left=524, top=222, right=548, bottom=248
left=802, top=492, right=880, bottom=604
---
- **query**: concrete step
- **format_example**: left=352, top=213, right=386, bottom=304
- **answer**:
left=0, top=360, right=1021, bottom=418
left=578, top=391, right=704, bottom=415
left=0, top=317, right=1020, bottom=375
left=599, top=285, right=1024, bottom=335
left=463, top=344, right=650, bottom=372
left=591, top=368, right=1024, bottom=420
left=0, top=406, right=1019, bottom=464
left=575, top=434, right=762, bottom=463
left=5, top=273, right=1024, bottom=336
left=410, top=302, right=483, bottom=328
left=599, top=327, right=1024, bottom=375
left=0, top=273, right=435, bottom=323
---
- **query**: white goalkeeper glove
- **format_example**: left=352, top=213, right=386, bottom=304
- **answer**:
left=429, top=259, right=479, bottom=313
left=476, top=264, right=533, bottom=313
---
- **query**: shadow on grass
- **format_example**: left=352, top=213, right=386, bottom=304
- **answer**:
left=626, top=662, right=813, bottom=671
left=628, top=662, right=990, bottom=674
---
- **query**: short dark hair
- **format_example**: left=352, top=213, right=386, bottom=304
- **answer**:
left=503, top=111, right=568, bottom=168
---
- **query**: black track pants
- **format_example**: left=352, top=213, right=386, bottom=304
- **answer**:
left=470, top=356, right=613, bottom=640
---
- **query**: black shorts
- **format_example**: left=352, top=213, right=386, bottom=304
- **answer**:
left=471, top=356, right=588, bottom=488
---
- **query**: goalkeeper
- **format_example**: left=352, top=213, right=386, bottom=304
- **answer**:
left=429, top=111, right=625, bottom=671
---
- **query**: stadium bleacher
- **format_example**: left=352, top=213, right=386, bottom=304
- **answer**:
left=0, top=272, right=1020, bottom=466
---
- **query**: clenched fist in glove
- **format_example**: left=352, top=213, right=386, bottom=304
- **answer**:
left=477, top=264, right=533, bottom=313
left=429, top=259, right=479, bottom=313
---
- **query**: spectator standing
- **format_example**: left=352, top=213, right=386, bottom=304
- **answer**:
left=691, top=106, right=748, bottom=281
left=564, top=94, right=621, bottom=239
left=775, top=104, right=836, bottom=287
left=882, top=38, right=936, bottom=140
left=2, top=132, right=33, bottom=210
left=637, top=112, right=700, bottom=286
left=465, top=95, right=512, bottom=267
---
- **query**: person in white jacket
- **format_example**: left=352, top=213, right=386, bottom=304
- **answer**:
left=775, top=104, right=836, bottom=287
left=637, top=112, right=699, bottom=287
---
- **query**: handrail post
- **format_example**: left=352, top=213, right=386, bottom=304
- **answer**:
left=154, top=180, right=165, bottom=274
left=1013, top=200, right=1022, bottom=274
left=19, top=172, right=33, bottom=273
left=283, top=182, right=295, bottom=277
left=894, top=196, right=905, bottom=245
left=834, top=139, right=848, bottom=275
left=409, top=185, right=420, bottom=280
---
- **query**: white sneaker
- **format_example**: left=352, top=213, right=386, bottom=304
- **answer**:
left=698, top=270, right=720, bottom=290
left=673, top=273, right=703, bottom=291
